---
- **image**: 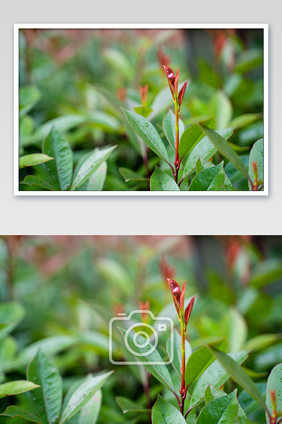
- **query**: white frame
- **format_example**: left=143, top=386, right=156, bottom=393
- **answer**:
left=14, top=23, right=269, bottom=196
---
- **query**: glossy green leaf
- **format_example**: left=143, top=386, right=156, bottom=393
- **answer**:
left=19, top=154, right=54, bottom=169
left=190, top=351, right=248, bottom=406
left=208, top=347, right=266, bottom=411
left=198, top=125, right=250, bottom=180
left=197, top=391, right=238, bottom=424
left=0, top=380, right=40, bottom=399
left=20, top=175, right=57, bottom=191
left=266, top=364, right=282, bottom=424
left=152, top=396, right=186, bottom=424
left=79, top=390, right=102, bottom=424
left=42, top=127, right=73, bottom=190
left=166, top=329, right=192, bottom=378
left=116, top=396, right=149, bottom=414
left=183, top=128, right=233, bottom=176
left=162, top=109, right=185, bottom=152
left=205, top=385, right=226, bottom=403
left=21, top=115, right=86, bottom=147
left=150, top=167, right=179, bottom=191
left=248, top=139, right=264, bottom=189
left=27, top=349, right=62, bottom=424
left=71, top=146, right=116, bottom=190
left=59, top=371, right=113, bottom=424
left=122, top=108, right=169, bottom=163
left=0, top=406, right=42, bottom=423
left=119, top=328, right=174, bottom=392
left=19, top=85, right=40, bottom=119
left=189, top=162, right=230, bottom=191
left=179, top=124, right=204, bottom=160
left=185, top=339, right=225, bottom=387
left=0, top=302, right=24, bottom=341
left=85, top=162, right=107, bottom=191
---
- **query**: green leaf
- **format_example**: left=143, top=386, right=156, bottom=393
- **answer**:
left=198, top=125, right=250, bottom=180
left=266, top=364, right=282, bottom=424
left=185, top=339, right=225, bottom=387
left=96, top=258, right=134, bottom=295
left=102, top=48, right=134, bottom=80
left=116, top=396, right=150, bottom=414
left=27, top=349, right=62, bottom=424
left=59, top=371, right=113, bottom=424
left=21, top=115, right=86, bottom=147
left=19, top=85, right=40, bottom=119
left=221, top=308, right=247, bottom=352
left=249, top=259, right=282, bottom=288
left=71, top=146, right=116, bottom=191
left=150, top=167, right=179, bottom=191
left=179, top=124, right=205, bottom=161
left=189, top=162, right=229, bottom=191
left=0, top=380, right=40, bottom=399
left=208, top=347, right=266, bottom=411
left=0, top=406, right=42, bottom=423
left=19, top=154, right=54, bottom=169
left=197, top=391, right=239, bottom=424
left=152, top=396, right=186, bottom=424
left=166, top=329, right=192, bottom=378
left=248, top=139, right=264, bottom=189
left=119, top=328, right=174, bottom=392
left=79, top=390, right=102, bottom=424
left=205, top=385, right=226, bottom=403
left=134, top=106, right=153, bottom=118
left=229, top=114, right=261, bottom=130
left=234, top=49, right=263, bottom=74
left=183, top=128, right=233, bottom=176
left=122, top=108, right=169, bottom=163
left=20, top=175, right=57, bottom=191
left=0, top=302, right=25, bottom=341
left=42, top=127, right=73, bottom=191
left=8, top=335, right=76, bottom=372
left=244, top=334, right=280, bottom=352
left=210, top=91, right=233, bottom=130
left=190, top=351, right=248, bottom=406
left=119, top=167, right=148, bottom=183
left=162, top=109, right=185, bottom=152
left=86, top=162, right=107, bottom=191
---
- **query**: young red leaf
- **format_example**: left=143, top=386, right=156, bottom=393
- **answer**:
left=167, top=278, right=181, bottom=317
left=184, top=296, right=195, bottom=327
left=163, top=65, right=176, bottom=98
left=178, top=81, right=188, bottom=108
left=174, top=69, right=179, bottom=93
left=180, top=281, right=186, bottom=311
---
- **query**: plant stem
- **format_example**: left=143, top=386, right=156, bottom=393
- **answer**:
left=180, top=317, right=187, bottom=415
left=174, top=99, right=180, bottom=184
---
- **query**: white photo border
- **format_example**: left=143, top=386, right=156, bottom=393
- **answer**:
left=14, top=23, right=269, bottom=196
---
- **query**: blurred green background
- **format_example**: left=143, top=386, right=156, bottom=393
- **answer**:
left=0, top=235, right=281, bottom=423
left=19, top=28, right=264, bottom=191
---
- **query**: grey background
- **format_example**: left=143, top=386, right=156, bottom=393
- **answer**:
left=0, top=1, right=279, bottom=235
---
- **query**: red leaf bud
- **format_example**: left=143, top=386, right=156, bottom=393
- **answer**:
left=178, top=81, right=188, bottom=108
left=184, top=296, right=195, bottom=327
